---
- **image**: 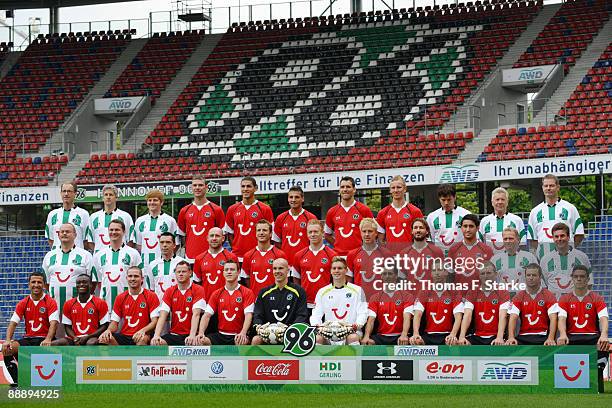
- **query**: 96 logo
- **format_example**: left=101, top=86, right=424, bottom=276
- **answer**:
left=282, top=323, right=316, bottom=357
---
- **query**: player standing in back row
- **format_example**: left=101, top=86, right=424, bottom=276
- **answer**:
left=426, top=183, right=471, bottom=255
left=45, top=182, right=90, bottom=249
left=325, top=176, right=373, bottom=256
left=224, top=177, right=274, bottom=261
left=87, top=184, right=134, bottom=252
left=376, top=175, right=423, bottom=247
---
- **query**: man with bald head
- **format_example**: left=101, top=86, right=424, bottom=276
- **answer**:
left=42, top=223, right=93, bottom=314
left=252, top=258, right=308, bottom=345
left=193, top=227, right=238, bottom=301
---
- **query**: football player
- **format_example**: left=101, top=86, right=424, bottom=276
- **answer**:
left=346, top=218, right=387, bottom=289
left=426, top=183, right=470, bottom=255
left=490, top=227, right=537, bottom=292
left=400, top=218, right=444, bottom=283
left=87, top=184, right=134, bottom=252
left=146, top=232, right=188, bottom=301
left=479, top=187, right=526, bottom=253
left=376, top=175, right=423, bottom=246
left=448, top=214, right=493, bottom=286
left=45, top=181, right=90, bottom=249
left=193, top=227, right=238, bottom=300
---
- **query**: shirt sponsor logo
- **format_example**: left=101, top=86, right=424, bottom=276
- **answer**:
left=554, top=354, right=590, bottom=388
left=304, top=360, right=357, bottom=381
left=361, top=360, right=413, bottom=381
left=31, top=354, right=62, bottom=387
left=248, top=360, right=299, bottom=380
left=477, top=359, right=535, bottom=383
left=394, top=346, right=438, bottom=356
left=192, top=360, right=244, bottom=381
left=81, top=359, right=133, bottom=381
left=168, top=346, right=211, bottom=356
left=136, top=361, right=188, bottom=381
left=419, top=359, right=472, bottom=382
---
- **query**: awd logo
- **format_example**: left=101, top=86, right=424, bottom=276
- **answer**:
left=518, top=68, right=544, bottom=81
left=282, top=323, right=316, bottom=357
left=31, top=354, right=62, bottom=386
left=109, top=99, right=133, bottom=110
left=438, top=164, right=479, bottom=184
left=554, top=354, right=590, bottom=388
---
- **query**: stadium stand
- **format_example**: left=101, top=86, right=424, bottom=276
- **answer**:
left=0, top=155, right=68, bottom=187
left=105, top=30, right=205, bottom=104
left=478, top=42, right=612, bottom=162
left=74, top=0, right=542, bottom=184
left=513, top=0, right=610, bottom=73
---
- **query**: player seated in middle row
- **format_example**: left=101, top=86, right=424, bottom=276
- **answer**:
left=310, top=257, right=368, bottom=345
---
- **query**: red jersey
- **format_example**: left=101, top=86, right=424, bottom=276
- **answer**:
left=346, top=246, right=388, bottom=286
left=368, top=291, right=414, bottom=336
left=177, top=201, right=225, bottom=260
left=511, top=288, right=557, bottom=336
left=112, top=289, right=160, bottom=336
left=62, top=295, right=109, bottom=336
left=447, top=241, right=493, bottom=285
left=376, top=202, right=423, bottom=244
left=240, top=246, right=287, bottom=297
left=160, top=283, right=206, bottom=335
left=291, top=245, right=337, bottom=306
left=206, top=284, right=255, bottom=335
left=193, top=248, right=238, bottom=300
left=11, top=294, right=59, bottom=338
left=464, top=289, right=511, bottom=337
left=400, top=243, right=445, bottom=282
left=324, top=201, right=373, bottom=256
left=414, top=290, right=462, bottom=334
left=272, top=209, right=318, bottom=265
left=558, top=291, right=608, bottom=335
left=224, top=200, right=274, bottom=259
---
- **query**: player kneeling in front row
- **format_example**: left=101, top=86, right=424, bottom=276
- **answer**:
left=361, top=265, right=413, bottom=345
left=310, top=257, right=368, bottom=345
left=3, top=272, right=59, bottom=384
left=458, top=261, right=510, bottom=345
left=52, top=274, right=108, bottom=346
left=151, top=261, right=206, bottom=346
left=99, top=266, right=160, bottom=345
left=252, top=258, right=308, bottom=345
left=197, top=260, right=255, bottom=345
left=557, top=265, right=609, bottom=393
left=506, top=263, right=558, bottom=346
left=411, top=264, right=463, bottom=345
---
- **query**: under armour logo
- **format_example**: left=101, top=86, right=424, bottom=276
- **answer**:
left=377, top=362, right=397, bottom=375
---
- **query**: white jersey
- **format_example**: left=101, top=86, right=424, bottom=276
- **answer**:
left=426, top=206, right=471, bottom=254
left=87, top=208, right=135, bottom=252
left=540, top=248, right=591, bottom=298
left=146, top=255, right=188, bottom=301
left=527, top=199, right=584, bottom=244
left=41, top=246, right=93, bottom=312
left=491, top=250, right=538, bottom=287
left=480, top=212, right=526, bottom=253
left=310, top=282, right=368, bottom=327
left=45, top=206, right=90, bottom=248
left=92, top=244, right=143, bottom=313
left=134, top=212, right=179, bottom=267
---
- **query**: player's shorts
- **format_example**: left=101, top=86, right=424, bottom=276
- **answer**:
left=208, top=332, right=236, bottom=345
left=517, top=334, right=547, bottom=345
left=17, top=337, right=46, bottom=346
left=422, top=332, right=448, bottom=345
left=162, top=333, right=188, bottom=346
left=371, top=334, right=399, bottom=345
left=113, top=333, right=136, bottom=345
left=466, top=334, right=494, bottom=345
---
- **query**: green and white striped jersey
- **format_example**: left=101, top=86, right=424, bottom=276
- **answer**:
left=527, top=199, right=584, bottom=244
left=41, top=246, right=93, bottom=313
left=134, top=212, right=179, bottom=267
left=479, top=212, right=526, bottom=253
left=45, top=206, right=90, bottom=248
left=145, top=255, right=187, bottom=301
left=540, top=248, right=591, bottom=297
left=491, top=250, right=537, bottom=286
left=92, top=244, right=143, bottom=313
left=87, top=208, right=135, bottom=253
left=426, top=206, right=471, bottom=254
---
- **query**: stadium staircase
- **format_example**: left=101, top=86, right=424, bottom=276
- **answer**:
left=56, top=153, right=93, bottom=185
left=0, top=48, right=19, bottom=81
left=454, top=127, right=500, bottom=162
left=532, top=17, right=612, bottom=124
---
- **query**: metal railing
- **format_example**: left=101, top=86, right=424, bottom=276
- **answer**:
left=497, top=97, right=567, bottom=128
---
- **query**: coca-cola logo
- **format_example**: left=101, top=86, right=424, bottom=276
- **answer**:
left=248, top=360, right=299, bottom=380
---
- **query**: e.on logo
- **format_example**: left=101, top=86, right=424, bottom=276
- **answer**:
left=31, top=354, right=62, bottom=387
left=419, top=359, right=472, bottom=382
left=554, top=354, right=590, bottom=389
left=247, top=360, right=299, bottom=381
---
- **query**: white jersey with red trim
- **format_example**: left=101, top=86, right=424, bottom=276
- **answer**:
left=310, top=283, right=368, bottom=327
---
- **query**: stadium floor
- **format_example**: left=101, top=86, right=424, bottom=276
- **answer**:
left=3, top=386, right=612, bottom=408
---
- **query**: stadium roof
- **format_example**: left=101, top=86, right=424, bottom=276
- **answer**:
left=0, top=0, right=147, bottom=10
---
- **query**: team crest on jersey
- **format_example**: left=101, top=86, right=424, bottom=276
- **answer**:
left=538, top=300, right=545, bottom=307
left=160, top=222, right=169, bottom=232
left=88, top=308, right=94, bottom=315
left=219, top=260, right=226, bottom=266
left=139, top=302, right=146, bottom=308
left=205, top=211, right=211, bottom=218
left=72, top=256, right=82, bottom=265
left=251, top=211, right=259, bottom=218
left=40, top=307, right=46, bottom=313
left=299, top=222, right=306, bottom=228
left=395, top=299, right=402, bottom=306
left=236, top=297, right=242, bottom=303
left=444, top=298, right=451, bottom=305
left=321, top=258, right=328, bottom=264
left=186, top=296, right=193, bottom=302
left=403, top=213, right=411, bottom=219
left=352, top=214, right=360, bottom=220
left=73, top=215, right=82, bottom=226
left=346, top=293, right=352, bottom=298
left=268, top=259, right=274, bottom=264
left=287, top=294, right=293, bottom=301
left=585, top=303, right=592, bottom=310
left=492, top=299, right=499, bottom=305
left=122, top=255, right=131, bottom=265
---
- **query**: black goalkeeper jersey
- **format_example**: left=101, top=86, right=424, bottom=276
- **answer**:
left=253, top=282, right=308, bottom=326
